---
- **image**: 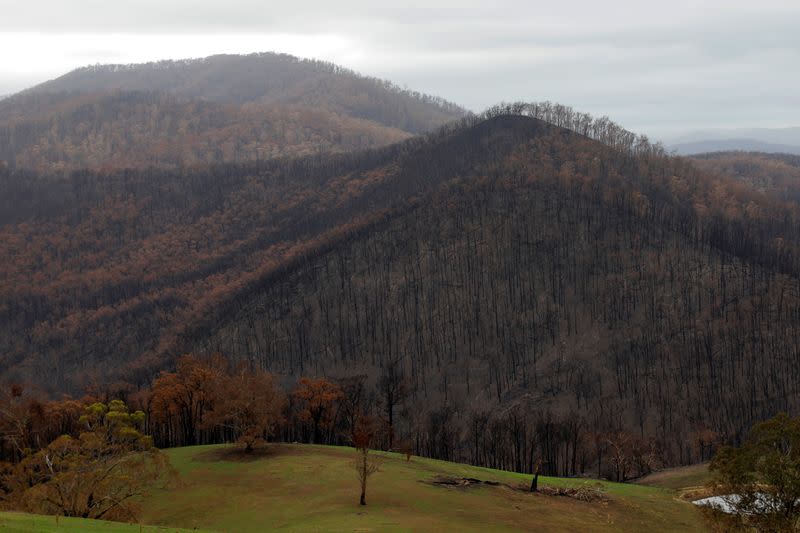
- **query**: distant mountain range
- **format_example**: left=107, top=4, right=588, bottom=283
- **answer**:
left=667, top=127, right=800, bottom=155
left=671, top=138, right=800, bottom=155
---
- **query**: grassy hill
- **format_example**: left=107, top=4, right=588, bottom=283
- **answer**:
left=0, top=444, right=706, bottom=532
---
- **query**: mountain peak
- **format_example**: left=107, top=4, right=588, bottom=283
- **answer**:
left=23, top=52, right=465, bottom=133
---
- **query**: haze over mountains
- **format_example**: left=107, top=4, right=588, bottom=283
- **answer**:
left=3, top=52, right=800, bottom=475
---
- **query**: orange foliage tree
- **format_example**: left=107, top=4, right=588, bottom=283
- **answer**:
left=203, top=367, right=285, bottom=452
left=293, top=377, right=343, bottom=444
left=149, top=354, right=226, bottom=446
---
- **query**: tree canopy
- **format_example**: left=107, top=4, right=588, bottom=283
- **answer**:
left=1, top=400, right=172, bottom=521
left=710, top=413, right=800, bottom=531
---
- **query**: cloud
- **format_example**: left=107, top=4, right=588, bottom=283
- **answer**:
left=0, top=0, right=798, bottom=136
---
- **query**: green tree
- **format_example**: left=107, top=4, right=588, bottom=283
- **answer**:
left=2, top=400, right=172, bottom=521
left=710, top=412, right=800, bottom=531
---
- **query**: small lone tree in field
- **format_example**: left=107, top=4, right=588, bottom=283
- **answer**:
left=352, top=418, right=379, bottom=506
left=529, top=456, right=542, bottom=492
left=397, top=440, right=413, bottom=462
left=710, top=412, right=800, bottom=531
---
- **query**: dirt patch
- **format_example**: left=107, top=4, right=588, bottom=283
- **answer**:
left=425, top=475, right=608, bottom=503
left=427, top=475, right=502, bottom=489
left=678, top=485, right=719, bottom=502
left=529, top=484, right=609, bottom=503
left=193, top=443, right=304, bottom=462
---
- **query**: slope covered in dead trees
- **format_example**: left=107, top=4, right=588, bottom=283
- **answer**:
left=0, top=91, right=411, bottom=171
left=3, top=103, right=800, bottom=477
left=690, top=151, right=800, bottom=203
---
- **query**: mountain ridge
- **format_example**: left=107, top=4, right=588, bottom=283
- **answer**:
left=670, top=138, right=800, bottom=155
left=18, top=52, right=466, bottom=133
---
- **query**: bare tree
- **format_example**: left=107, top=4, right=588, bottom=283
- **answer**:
left=378, top=359, right=408, bottom=450
left=352, top=417, right=380, bottom=506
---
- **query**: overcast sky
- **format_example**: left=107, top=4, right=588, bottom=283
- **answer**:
left=1, top=0, right=798, bottom=138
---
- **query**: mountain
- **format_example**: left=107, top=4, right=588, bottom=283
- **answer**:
left=670, top=138, right=800, bottom=155
left=19, top=53, right=466, bottom=133
left=0, top=53, right=466, bottom=171
left=3, top=102, right=800, bottom=470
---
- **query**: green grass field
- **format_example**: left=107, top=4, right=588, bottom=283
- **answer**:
left=636, top=463, right=711, bottom=496
left=0, top=511, right=210, bottom=532
left=1, top=443, right=707, bottom=532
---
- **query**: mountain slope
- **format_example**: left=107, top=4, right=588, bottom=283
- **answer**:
left=25, top=53, right=464, bottom=133
left=0, top=91, right=410, bottom=171
left=24, top=53, right=465, bottom=134
left=0, top=113, right=549, bottom=391
left=195, top=120, right=800, bottom=469
left=0, top=53, right=465, bottom=171
left=690, top=151, right=800, bottom=202
left=3, top=105, right=800, bottom=474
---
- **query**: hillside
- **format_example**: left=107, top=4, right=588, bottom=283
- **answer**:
left=690, top=151, right=800, bottom=202
left=23, top=54, right=465, bottom=132
left=0, top=91, right=410, bottom=171
left=0, top=53, right=465, bottom=171
left=0, top=444, right=706, bottom=532
left=4, top=104, right=800, bottom=475
left=0, top=112, right=557, bottom=391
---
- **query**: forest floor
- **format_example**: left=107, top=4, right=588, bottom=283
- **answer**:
left=1, top=444, right=707, bottom=532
